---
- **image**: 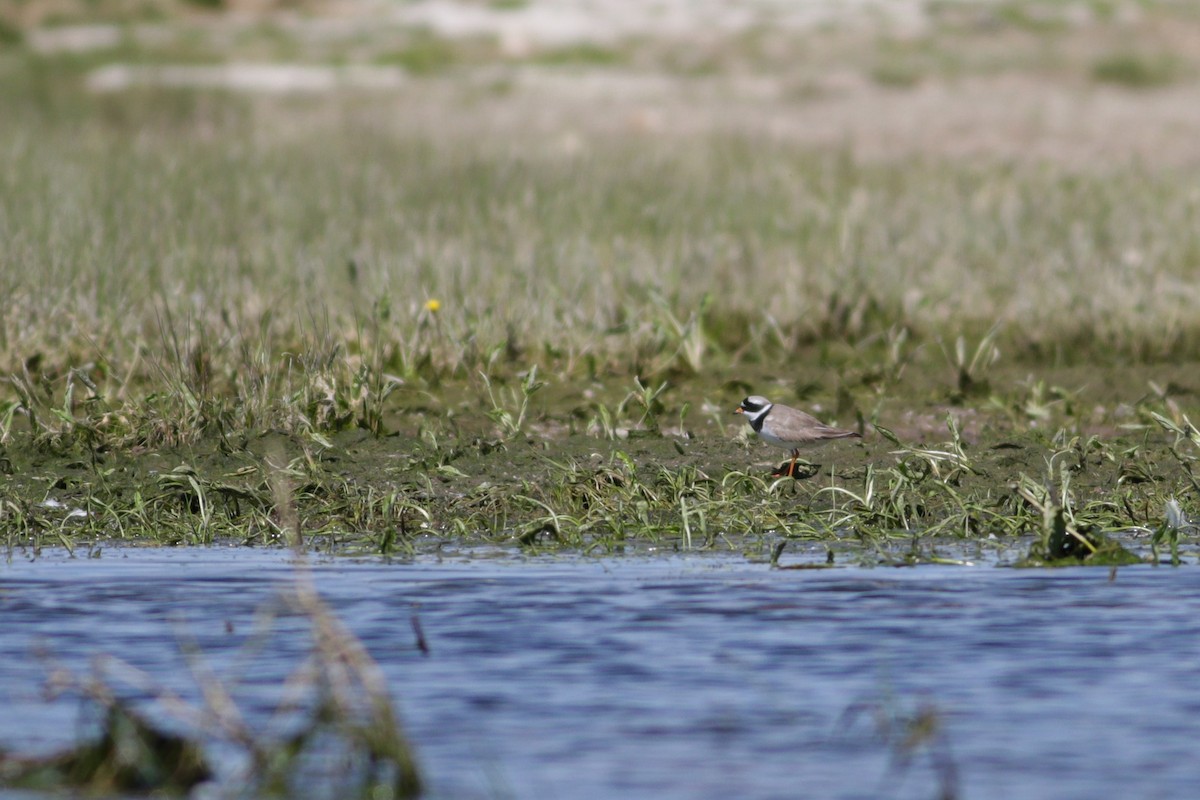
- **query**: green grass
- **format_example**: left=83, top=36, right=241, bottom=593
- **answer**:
left=4, top=402, right=1197, bottom=561
left=4, top=91, right=1200, bottom=398
left=375, top=29, right=462, bottom=75
left=3, top=5, right=1200, bottom=554
left=531, top=43, right=625, bottom=67
left=1091, top=51, right=1184, bottom=87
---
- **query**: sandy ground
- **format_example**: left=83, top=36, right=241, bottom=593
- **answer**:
left=390, top=0, right=932, bottom=48
left=23, top=0, right=933, bottom=42
left=323, top=69, right=1200, bottom=170
left=25, top=1, right=1193, bottom=170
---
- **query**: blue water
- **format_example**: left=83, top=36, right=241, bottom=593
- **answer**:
left=2, top=547, right=1200, bottom=799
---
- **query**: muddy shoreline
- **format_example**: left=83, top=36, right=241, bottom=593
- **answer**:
left=4, top=362, right=1196, bottom=560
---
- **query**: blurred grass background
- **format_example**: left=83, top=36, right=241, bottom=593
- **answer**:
left=3, top=0, right=1200, bottom=440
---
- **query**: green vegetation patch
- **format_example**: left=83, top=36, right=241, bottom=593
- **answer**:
left=1091, top=51, right=1185, bottom=87
left=0, top=704, right=211, bottom=794
left=3, top=378, right=1198, bottom=564
left=374, top=29, right=487, bottom=75
left=531, top=43, right=625, bottom=67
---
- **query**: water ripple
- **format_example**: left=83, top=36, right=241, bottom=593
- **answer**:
left=2, top=549, right=1200, bottom=799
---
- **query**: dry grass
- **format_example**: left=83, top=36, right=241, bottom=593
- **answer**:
left=4, top=97, right=1200, bottom=418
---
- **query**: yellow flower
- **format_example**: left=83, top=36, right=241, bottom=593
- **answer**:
left=424, top=299, right=441, bottom=313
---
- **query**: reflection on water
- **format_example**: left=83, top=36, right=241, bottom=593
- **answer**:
left=3, top=547, right=1200, bottom=799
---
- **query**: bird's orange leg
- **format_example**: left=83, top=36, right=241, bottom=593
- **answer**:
left=787, top=450, right=799, bottom=478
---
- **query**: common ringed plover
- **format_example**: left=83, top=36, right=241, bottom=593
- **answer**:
left=735, top=395, right=861, bottom=477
